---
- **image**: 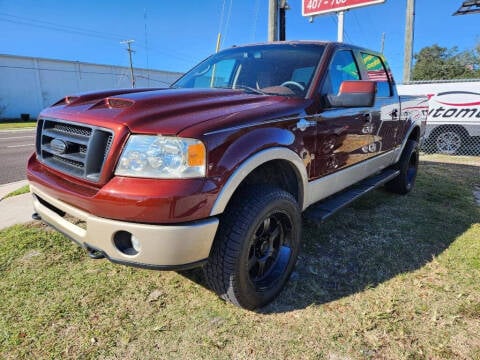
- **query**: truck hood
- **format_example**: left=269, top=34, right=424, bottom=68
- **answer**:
left=40, top=88, right=304, bottom=136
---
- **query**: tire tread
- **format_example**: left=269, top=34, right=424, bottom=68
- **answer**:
left=203, top=185, right=300, bottom=309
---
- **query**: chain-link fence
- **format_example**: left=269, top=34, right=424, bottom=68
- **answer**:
left=421, top=123, right=480, bottom=156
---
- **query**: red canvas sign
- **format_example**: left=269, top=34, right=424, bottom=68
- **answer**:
left=302, top=0, right=386, bottom=16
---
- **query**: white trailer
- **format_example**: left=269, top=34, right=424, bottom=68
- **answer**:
left=397, top=81, right=480, bottom=155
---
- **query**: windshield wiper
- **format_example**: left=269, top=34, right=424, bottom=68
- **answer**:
left=231, top=85, right=268, bottom=95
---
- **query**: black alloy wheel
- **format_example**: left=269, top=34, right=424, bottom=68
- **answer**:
left=204, top=185, right=301, bottom=310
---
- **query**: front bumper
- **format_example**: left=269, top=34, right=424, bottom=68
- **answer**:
left=30, top=184, right=219, bottom=270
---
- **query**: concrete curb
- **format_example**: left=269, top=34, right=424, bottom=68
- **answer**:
left=0, top=180, right=33, bottom=230
left=0, top=193, right=33, bottom=230
left=0, top=180, right=29, bottom=199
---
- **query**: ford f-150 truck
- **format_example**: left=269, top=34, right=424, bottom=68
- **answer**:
left=28, top=42, right=426, bottom=309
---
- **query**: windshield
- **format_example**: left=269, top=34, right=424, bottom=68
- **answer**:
left=172, top=43, right=325, bottom=97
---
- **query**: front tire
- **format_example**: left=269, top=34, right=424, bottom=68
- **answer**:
left=385, top=139, right=419, bottom=195
left=203, top=185, right=301, bottom=310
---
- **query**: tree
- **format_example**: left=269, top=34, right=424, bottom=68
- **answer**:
left=412, top=44, right=480, bottom=81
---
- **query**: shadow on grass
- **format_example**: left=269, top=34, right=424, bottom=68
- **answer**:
left=179, top=162, right=480, bottom=313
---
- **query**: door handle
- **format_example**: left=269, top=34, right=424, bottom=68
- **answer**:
left=296, top=118, right=316, bottom=132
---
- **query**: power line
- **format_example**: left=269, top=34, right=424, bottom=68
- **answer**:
left=0, top=12, right=128, bottom=40
left=218, top=0, right=227, bottom=35
left=135, top=75, right=172, bottom=86
left=251, top=0, right=261, bottom=42
left=0, top=12, right=194, bottom=65
left=221, top=0, right=234, bottom=47
left=144, top=8, right=150, bottom=86
left=329, top=14, right=353, bottom=43
left=352, top=12, right=366, bottom=42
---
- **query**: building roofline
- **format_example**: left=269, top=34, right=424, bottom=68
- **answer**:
left=0, top=53, right=183, bottom=76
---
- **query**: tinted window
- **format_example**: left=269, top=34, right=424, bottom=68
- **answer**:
left=322, top=50, right=360, bottom=96
left=173, top=44, right=325, bottom=98
left=361, top=53, right=392, bottom=97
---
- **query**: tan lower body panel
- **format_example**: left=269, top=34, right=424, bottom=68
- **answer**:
left=30, top=184, right=219, bottom=268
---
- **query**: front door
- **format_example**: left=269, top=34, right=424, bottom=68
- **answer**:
left=313, top=49, right=375, bottom=179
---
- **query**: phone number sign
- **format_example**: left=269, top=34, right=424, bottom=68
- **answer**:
left=302, top=0, right=386, bottom=16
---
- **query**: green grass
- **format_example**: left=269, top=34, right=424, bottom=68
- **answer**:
left=0, top=122, right=37, bottom=130
left=0, top=162, right=479, bottom=359
left=1, top=185, right=30, bottom=200
left=420, top=153, right=480, bottom=167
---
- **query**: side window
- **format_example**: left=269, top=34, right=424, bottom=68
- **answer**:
left=322, top=50, right=360, bottom=96
left=360, top=53, right=392, bottom=97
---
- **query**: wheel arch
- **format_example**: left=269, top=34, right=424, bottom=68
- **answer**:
left=209, top=147, right=308, bottom=216
left=394, top=124, right=421, bottom=163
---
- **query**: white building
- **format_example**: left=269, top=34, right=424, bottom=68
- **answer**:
left=0, top=54, right=182, bottom=119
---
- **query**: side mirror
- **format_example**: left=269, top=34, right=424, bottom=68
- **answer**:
left=328, top=80, right=376, bottom=108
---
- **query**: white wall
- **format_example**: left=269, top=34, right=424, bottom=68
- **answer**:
left=0, top=54, right=182, bottom=119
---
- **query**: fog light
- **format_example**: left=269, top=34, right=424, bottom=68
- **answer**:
left=113, top=231, right=140, bottom=256
left=131, top=235, right=142, bottom=252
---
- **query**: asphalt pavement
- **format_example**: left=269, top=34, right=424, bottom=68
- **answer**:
left=0, top=128, right=35, bottom=184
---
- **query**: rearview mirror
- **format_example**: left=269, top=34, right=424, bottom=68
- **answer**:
left=327, top=80, right=376, bottom=108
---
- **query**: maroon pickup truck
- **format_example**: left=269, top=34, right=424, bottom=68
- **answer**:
left=28, top=41, right=426, bottom=309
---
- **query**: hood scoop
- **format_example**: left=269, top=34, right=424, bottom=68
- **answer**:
left=90, top=97, right=136, bottom=110
left=50, top=88, right=161, bottom=108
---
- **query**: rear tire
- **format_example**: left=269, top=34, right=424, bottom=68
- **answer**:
left=386, top=139, right=419, bottom=195
left=203, top=185, right=301, bottom=310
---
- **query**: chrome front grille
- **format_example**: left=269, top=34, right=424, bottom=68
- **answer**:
left=36, top=119, right=113, bottom=182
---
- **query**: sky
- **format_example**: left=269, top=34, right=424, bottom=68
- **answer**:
left=1, top=0, right=479, bottom=84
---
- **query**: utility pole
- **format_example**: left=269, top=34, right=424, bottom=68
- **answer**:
left=337, top=11, right=345, bottom=42
left=380, top=32, right=385, bottom=53
left=121, top=40, right=136, bottom=88
left=403, top=0, right=415, bottom=84
left=268, top=0, right=278, bottom=42
left=279, top=1, right=289, bottom=41
left=269, top=0, right=289, bottom=42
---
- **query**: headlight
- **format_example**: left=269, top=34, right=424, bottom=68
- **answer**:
left=115, top=135, right=206, bottom=178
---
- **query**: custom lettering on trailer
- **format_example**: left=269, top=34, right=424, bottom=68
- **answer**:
left=428, top=91, right=480, bottom=119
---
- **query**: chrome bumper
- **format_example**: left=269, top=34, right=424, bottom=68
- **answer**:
left=30, top=184, right=219, bottom=269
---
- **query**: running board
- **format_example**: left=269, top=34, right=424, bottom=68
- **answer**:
left=303, top=168, right=400, bottom=223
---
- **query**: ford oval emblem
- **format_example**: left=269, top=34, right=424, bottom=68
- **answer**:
left=50, top=138, right=68, bottom=154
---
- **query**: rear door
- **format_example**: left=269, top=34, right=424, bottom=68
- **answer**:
left=357, top=52, right=400, bottom=157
